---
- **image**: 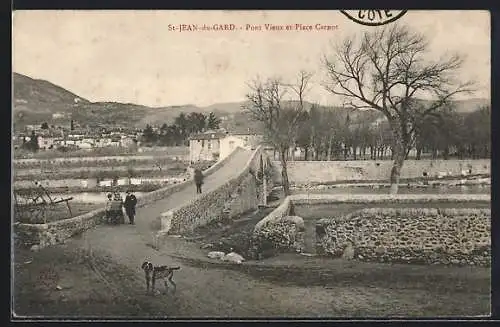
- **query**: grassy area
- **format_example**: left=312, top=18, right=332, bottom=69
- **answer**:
left=12, top=244, right=177, bottom=318
left=175, top=254, right=490, bottom=316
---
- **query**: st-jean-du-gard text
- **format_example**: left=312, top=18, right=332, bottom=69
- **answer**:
left=168, top=23, right=339, bottom=32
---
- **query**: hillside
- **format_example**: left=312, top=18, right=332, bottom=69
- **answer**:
left=13, top=72, right=89, bottom=109
left=12, top=72, right=489, bottom=130
left=447, top=98, right=490, bottom=113
left=13, top=73, right=89, bottom=126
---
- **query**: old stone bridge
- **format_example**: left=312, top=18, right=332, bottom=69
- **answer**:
left=15, top=145, right=273, bottom=252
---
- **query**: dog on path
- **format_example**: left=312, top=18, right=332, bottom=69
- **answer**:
left=141, top=261, right=180, bottom=295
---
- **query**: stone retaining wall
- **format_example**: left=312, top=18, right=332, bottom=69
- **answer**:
left=253, top=194, right=490, bottom=265
left=157, top=146, right=272, bottom=237
left=252, top=221, right=305, bottom=257
left=272, top=159, right=490, bottom=184
left=254, top=193, right=491, bottom=231
left=316, top=207, right=491, bottom=267
left=14, top=208, right=106, bottom=249
left=13, top=148, right=245, bottom=250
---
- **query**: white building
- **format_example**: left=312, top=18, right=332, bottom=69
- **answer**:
left=191, top=127, right=265, bottom=162
left=219, top=135, right=247, bottom=159
left=120, top=136, right=136, bottom=148
left=37, top=136, right=57, bottom=150
left=52, top=112, right=71, bottom=119
left=79, top=142, right=93, bottom=149
left=189, top=130, right=225, bottom=162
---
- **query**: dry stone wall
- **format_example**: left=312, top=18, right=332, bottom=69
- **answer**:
left=252, top=221, right=304, bottom=258
left=164, top=172, right=259, bottom=234
left=272, top=159, right=490, bottom=184
left=317, top=208, right=491, bottom=266
left=253, top=194, right=490, bottom=265
left=254, top=193, right=491, bottom=231
left=14, top=208, right=106, bottom=249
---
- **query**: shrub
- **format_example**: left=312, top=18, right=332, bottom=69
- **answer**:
left=253, top=221, right=298, bottom=253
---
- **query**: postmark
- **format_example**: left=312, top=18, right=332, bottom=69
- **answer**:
left=340, top=10, right=407, bottom=26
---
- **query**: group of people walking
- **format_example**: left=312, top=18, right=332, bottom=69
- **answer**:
left=105, top=190, right=137, bottom=225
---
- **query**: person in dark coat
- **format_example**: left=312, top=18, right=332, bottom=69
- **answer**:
left=193, top=168, right=204, bottom=194
left=124, top=190, right=138, bottom=224
left=105, top=193, right=113, bottom=223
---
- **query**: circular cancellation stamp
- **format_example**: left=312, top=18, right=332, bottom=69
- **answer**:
left=340, top=10, right=407, bottom=26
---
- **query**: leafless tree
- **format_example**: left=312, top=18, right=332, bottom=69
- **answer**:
left=244, top=71, right=313, bottom=196
left=322, top=24, right=474, bottom=193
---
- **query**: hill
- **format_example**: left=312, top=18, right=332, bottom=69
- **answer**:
left=12, top=72, right=489, bottom=130
left=13, top=73, right=89, bottom=126
left=13, top=72, right=89, bottom=109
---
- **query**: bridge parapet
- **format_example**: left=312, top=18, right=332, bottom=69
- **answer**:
left=157, top=145, right=273, bottom=238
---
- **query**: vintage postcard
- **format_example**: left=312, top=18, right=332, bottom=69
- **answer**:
left=12, top=10, right=491, bottom=319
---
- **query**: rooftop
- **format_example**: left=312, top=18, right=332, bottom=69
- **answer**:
left=189, top=130, right=227, bottom=140
left=225, top=125, right=262, bottom=135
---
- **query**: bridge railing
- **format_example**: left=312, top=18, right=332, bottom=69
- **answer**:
left=156, top=145, right=268, bottom=238
left=136, top=146, right=245, bottom=207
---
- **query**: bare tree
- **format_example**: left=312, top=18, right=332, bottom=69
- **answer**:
left=322, top=24, right=474, bottom=193
left=244, top=71, right=312, bottom=196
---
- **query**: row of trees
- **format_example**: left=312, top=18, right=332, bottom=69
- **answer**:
left=245, top=23, right=489, bottom=195
left=290, top=104, right=490, bottom=162
left=141, top=112, right=221, bottom=146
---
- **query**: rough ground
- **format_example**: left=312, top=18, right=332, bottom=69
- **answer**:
left=12, top=149, right=491, bottom=318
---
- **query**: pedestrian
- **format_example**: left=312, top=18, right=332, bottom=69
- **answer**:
left=124, top=190, right=138, bottom=224
left=111, top=192, right=124, bottom=224
left=194, top=168, right=204, bottom=194
left=105, top=193, right=113, bottom=224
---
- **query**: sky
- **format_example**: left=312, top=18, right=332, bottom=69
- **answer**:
left=13, top=10, right=490, bottom=107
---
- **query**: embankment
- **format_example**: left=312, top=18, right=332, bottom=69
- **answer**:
left=272, top=159, right=490, bottom=185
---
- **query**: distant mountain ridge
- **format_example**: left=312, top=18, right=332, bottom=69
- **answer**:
left=12, top=72, right=489, bottom=130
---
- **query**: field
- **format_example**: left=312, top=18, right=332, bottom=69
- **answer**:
left=14, top=164, right=188, bottom=181
left=13, top=146, right=189, bottom=160
left=12, top=147, right=213, bottom=198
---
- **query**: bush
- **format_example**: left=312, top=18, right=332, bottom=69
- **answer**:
left=253, top=221, right=298, bottom=253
